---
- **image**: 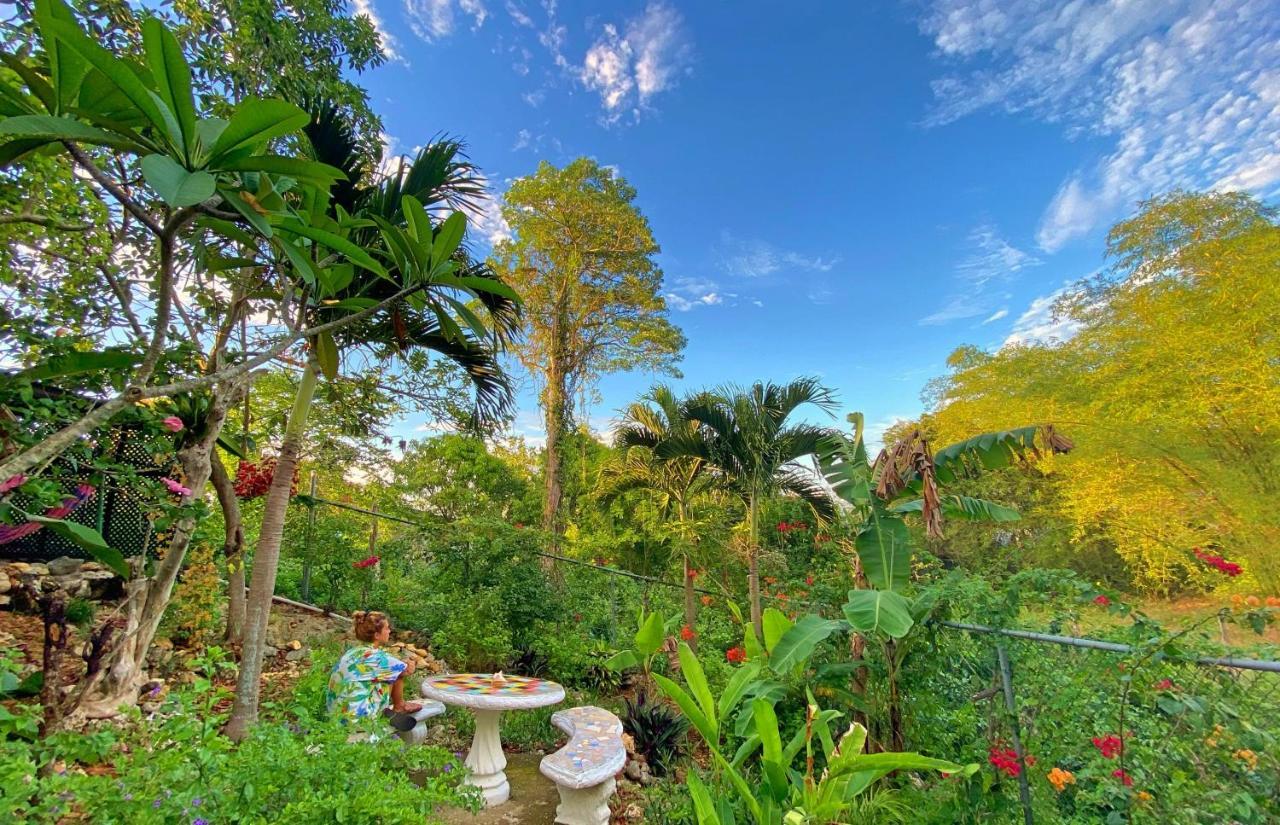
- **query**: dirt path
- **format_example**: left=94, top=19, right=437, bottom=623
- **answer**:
left=437, top=752, right=560, bottom=825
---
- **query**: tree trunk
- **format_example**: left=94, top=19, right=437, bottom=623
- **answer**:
left=210, top=452, right=246, bottom=645
left=224, top=362, right=318, bottom=741
left=682, top=554, right=696, bottom=651
left=37, top=591, right=68, bottom=736
left=748, top=493, right=763, bottom=642
left=80, top=378, right=247, bottom=718
left=540, top=343, right=568, bottom=568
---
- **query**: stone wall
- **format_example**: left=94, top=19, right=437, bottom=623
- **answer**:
left=0, top=556, right=123, bottom=610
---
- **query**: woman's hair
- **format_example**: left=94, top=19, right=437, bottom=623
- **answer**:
left=352, top=610, right=391, bottom=643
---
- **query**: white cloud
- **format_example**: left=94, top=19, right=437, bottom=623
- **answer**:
left=1002, top=287, right=1082, bottom=347
left=512, top=129, right=532, bottom=150
left=921, top=222, right=1035, bottom=325
left=718, top=232, right=839, bottom=279
left=579, top=3, right=692, bottom=123
left=981, top=308, right=1008, bottom=324
left=521, top=89, right=546, bottom=107
left=664, top=276, right=725, bottom=312
left=404, top=0, right=488, bottom=41
left=505, top=0, right=534, bottom=27
left=920, top=0, right=1280, bottom=251
left=352, top=0, right=407, bottom=65
left=470, top=187, right=512, bottom=247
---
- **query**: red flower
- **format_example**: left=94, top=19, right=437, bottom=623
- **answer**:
left=1093, top=594, right=1111, bottom=606
left=680, top=625, right=696, bottom=641
left=1092, top=735, right=1123, bottom=759
left=805, top=575, right=815, bottom=586
left=987, top=746, right=1024, bottom=777
left=353, top=555, right=380, bottom=569
left=726, top=646, right=747, bottom=664
left=1112, top=768, right=1133, bottom=787
left=1194, top=547, right=1243, bottom=577
left=814, top=533, right=830, bottom=544
left=1154, top=678, right=1174, bottom=691
left=686, top=567, right=699, bottom=579
left=777, top=522, right=790, bottom=533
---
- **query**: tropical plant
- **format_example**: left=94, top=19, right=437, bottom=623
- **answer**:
left=604, top=384, right=715, bottom=638
left=659, top=378, right=837, bottom=641
left=622, top=692, right=689, bottom=777
left=607, top=607, right=677, bottom=692
left=656, top=642, right=970, bottom=825
left=815, top=413, right=1071, bottom=747
left=224, top=107, right=521, bottom=738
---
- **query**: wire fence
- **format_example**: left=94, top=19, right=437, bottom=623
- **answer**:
left=897, top=620, right=1280, bottom=824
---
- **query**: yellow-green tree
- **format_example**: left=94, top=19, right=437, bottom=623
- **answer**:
left=920, top=192, right=1280, bottom=593
left=491, top=159, right=686, bottom=546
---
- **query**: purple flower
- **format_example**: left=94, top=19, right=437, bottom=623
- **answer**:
left=192, top=797, right=203, bottom=807
left=153, top=799, right=163, bottom=809
left=443, top=764, right=453, bottom=773
left=193, top=819, right=209, bottom=825
left=0, top=474, right=25, bottom=494
left=123, top=793, right=133, bottom=801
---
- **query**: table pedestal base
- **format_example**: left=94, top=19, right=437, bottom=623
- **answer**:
left=465, top=709, right=509, bottom=807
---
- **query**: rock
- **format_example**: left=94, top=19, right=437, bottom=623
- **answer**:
left=0, top=594, right=9, bottom=607
left=623, top=760, right=645, bottom=783
left=623, top=803, right=645, bottom=821
left=287, top=639, right=302, bottom=651
left=51, top=574, right=90, bottom=598
left=48, top=556, right=83, bottom=576
left=285, top=647, right=308, bottom=662
left=0, top=571, right=10, bottom=593
left=262, top=646, right=279, bottom=659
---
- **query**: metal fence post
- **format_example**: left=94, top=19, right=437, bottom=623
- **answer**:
left=300, top=470, right=317, bottom=602
left=996, top=643, right=1035, bottom=825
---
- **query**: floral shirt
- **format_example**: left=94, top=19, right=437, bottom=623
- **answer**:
left=324, top=645, right=407, bottom=721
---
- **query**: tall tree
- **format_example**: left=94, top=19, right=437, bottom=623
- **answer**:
left=491, top=159, right=685, bottom=547
left=662, top=378, right=837, bottom=640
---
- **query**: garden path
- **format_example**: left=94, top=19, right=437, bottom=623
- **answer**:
left=436, top=752, right=560, bottom=824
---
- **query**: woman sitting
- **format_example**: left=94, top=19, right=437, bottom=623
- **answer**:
left=325, top=610, right=421, bottom=729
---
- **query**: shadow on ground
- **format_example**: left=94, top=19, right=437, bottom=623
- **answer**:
left=437, top=752, right=560, bottom=824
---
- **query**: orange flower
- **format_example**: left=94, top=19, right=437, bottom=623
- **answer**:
left=700, top=595, right=714, bottom=606
left=1047, top=767, right=1075, bottom=793
left=1136, top=791, right=1153, bottom=803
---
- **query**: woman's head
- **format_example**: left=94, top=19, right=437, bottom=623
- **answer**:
left=352, top=610, right=392, bottom=643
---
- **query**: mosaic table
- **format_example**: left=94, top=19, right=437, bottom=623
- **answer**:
left=421, top=673, right=565, bottom=806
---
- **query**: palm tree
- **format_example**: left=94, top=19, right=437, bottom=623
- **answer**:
left=225, top=109, right=519, bottom=740
left=599, top=385, right=711, bottom=642
left=660, top=378, right=837, bottom=642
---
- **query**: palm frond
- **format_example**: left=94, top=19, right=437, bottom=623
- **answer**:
left=362, top=137, right=488, bottom=222
left=778, top=465, right=837, bottom=524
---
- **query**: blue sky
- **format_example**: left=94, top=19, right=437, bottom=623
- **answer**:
left=357, top=0, right=1280, bottom=448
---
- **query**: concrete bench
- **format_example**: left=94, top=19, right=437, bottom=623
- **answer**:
left=539, top=706, right=625, bottom=825
left=397, top=699, right=446, bottom=747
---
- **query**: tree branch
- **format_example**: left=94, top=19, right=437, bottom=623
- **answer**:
left=0, top=213, right=94, bottom=232
left=62, top=142, right=162, bottom=236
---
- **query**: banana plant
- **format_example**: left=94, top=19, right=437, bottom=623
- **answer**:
left=658, top=642, right=971, bottom=825
left=606, top=607, right=678, bottom=692
left=817, top=414, right=1071, bottom=639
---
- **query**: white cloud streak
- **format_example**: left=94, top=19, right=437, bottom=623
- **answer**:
left=404, top=0, right=488, bottom=42
left=921, top=222, right=1036, bottom=325
left=921, top=0, right=1280, bottom=251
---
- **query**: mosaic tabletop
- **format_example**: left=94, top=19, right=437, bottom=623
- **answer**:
left=421, top=673, right=566, bottom=710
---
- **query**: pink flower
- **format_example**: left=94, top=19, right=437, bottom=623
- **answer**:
left=161, top=477, right=192, bottom=497
left=352, top=555, right=380, bottom=569
left=1093, top=594, right=1111, bottom=606
left=161, top=416, right=184, bottom=432
left=1112, top=768, right=1133, bottom=786
left=0, top=474, right=26, bottom=494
